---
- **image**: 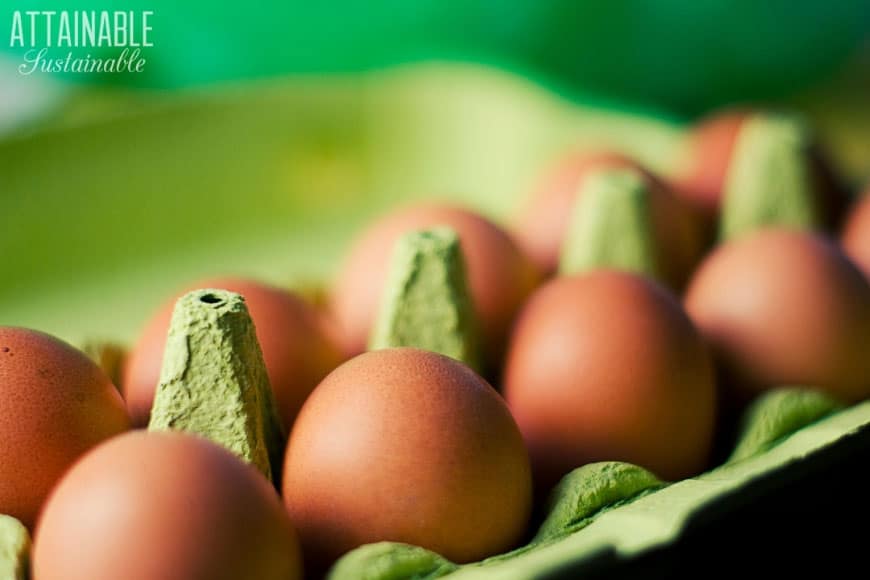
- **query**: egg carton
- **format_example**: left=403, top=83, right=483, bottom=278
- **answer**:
left=335, top=395, right=870, bottom=579
left=454, top=401, right=870, bottom=578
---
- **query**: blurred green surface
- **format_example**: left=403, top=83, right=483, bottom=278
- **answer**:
left=2, top=56, right=869, bottom=346
left=0, top=64, right=683, bottom=344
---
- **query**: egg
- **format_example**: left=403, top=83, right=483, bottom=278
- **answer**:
left=0, top=327, right=130, bottom=529
left=123, top=278, right=344, bottom=428
left=503, top=271, right=716, bottom=489
left=33, top=431, right=302, bottom=580
left=671, top=110, right=748, bottom=218
left=685, top=228, right=870, bottom=403
left=282, top=348, right=532, bottom=571
left=329, top=204, right=540, bottom=368
left=512, top=152, right=704, bottom=288
left=841, top=190, right=870, bottom=278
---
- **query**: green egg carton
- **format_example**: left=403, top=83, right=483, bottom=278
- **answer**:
left=333, top=390, right=870, bottom=579
left=3, top=65, right=870, bottom=579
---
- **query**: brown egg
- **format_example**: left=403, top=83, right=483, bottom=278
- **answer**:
left=672, top=110, right=848, bottom=227
left=842, top=190, right=870, bottom=278
left=282, top=348, right=532, bottom=570
left=512, top=151, right=638, bottom=275
left=685, top=228, right=870, bottom=403
left=0, top=327, right=130, bottom=529
left=329, top=204, right=540, bottom=367
left=671, top=110, right=748, bottom=219
left=34, top=431, right=302, bottom=580
left=123, top=278, right=344, bottom=428
left=504, top=272, right=716, bottom=489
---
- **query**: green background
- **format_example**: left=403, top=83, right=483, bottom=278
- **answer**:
left=1, top=2, right=869, bottom=345
left=4, top=1, right=870, bottom=112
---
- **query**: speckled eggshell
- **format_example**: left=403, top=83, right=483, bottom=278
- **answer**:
left=329, top=205, right=540, bottom=367
left=504, top=271, right=716, bottom=490
left=33, top=431, right=302, bottom=580
left=282, top=348, right=532, bottom=571
left=685, top=228, right=870, bottom=403
left=0, top=327, right=130, bottom=529
left=123, top=278, right=344, bottom=428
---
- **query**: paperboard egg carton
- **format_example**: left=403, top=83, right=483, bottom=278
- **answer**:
left=380, top=397, right=870, bottom=579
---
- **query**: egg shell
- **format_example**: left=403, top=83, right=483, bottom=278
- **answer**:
left=504, top=271, right=716, bottom=489
left=685, top=228, right=870, bottom=403
left=282, top=348, right=532, bottom=570
left=33, top=431, right=302, bottom=580
left=842, top=190, right=870, bottom=278
left=329, top=205, right=540, bottom=368
left=672, top=110, right=748, bottom=218
left=123, top=278, right=343, bottom=428
left=0, top=327, right=130, bottom=529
